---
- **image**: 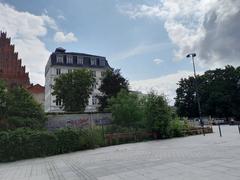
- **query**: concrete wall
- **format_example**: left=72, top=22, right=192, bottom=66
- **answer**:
left=46, top=113, right=112, bottom=130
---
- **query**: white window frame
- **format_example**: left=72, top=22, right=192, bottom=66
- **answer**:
left=77, top=56, right=83, bottom=65
left=101, top=71, right=105, bottom=77
left=56, top=55, right=64, bottom=63
left=56, top=68, right=61, bottom=75
left=92, top=70, right=96, bottom=77
left=90, top=58, right=97, bottom=66
left=66, top=55, right=73, bottom=64
left=92, top=96, right=98, bottom=105
left=100, top=59, right=105, bottom=66
left=56, top=97, right=62, bottom=106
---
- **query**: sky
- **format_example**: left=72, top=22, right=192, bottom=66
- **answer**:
left=0, top=0, right=240, bottom=104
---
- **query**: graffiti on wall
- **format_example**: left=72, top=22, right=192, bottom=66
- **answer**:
left=66, top=118, right=90, bottom=128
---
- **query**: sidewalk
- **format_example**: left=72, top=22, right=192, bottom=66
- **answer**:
left=0, top=125, right=239, bottom=180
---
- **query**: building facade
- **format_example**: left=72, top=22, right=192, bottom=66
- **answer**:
left=27, top=84, right=45, bottom=109
left=0, top=32, right=30, bottom=88
left=45, top=47, right=111, bottom=112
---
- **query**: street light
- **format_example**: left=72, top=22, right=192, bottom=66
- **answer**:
left=186, top=53, right=205, bottom=136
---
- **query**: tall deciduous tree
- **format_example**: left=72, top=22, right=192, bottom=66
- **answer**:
left=0, top=80, right=7, bottom=120
left=144, top=92, right=173, bottom=138
left=0, top=82, right=46, bottom=130
left=108, top=90, right=144, bottom=129
left=174, top=76, right=202, bottom=118
left=98, top=69, right=128, bottom=111
left=175, top=65, right=240, bottom=120
left=6, top=87, right=46, bottom=129
left=52, top=69, right=95, bottom=112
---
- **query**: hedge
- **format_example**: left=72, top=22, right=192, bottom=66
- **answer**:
left=0, top=128, right=104, bottom=162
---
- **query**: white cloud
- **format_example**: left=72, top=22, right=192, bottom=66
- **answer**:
left=130, top=70, right=198, bottom=105
left=0, top=3, right=58, bottom=85
left=54, top=31, right=78, bottom=43
left=57, top=15, right=66, bottom=20
left=153, top=58, right=163, bottom=65
left=118, top=0, right=240, bottom=68
left=0, top=3, right=77, bottom=85
left=110, top=42, right=168, bottom=61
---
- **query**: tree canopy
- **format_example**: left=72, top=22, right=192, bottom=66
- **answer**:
left=143, top=92, right=173, bottom=138
left=175, top=65, right=240, bottom=119
left=0, top=80, right=7, bottom=120
left=98, top=69, right=128, bottom=111
left=0, top=81, right=46, bottom=130
left=52, top=69, right=95, bottom=112
left=108, top=90, right=144, bottom=129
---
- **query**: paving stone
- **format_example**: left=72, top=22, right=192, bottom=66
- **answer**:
left=0, top=125, right=239, bottom=180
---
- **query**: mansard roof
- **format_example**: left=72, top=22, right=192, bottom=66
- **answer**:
left=47, top=48, right=111, bottom=69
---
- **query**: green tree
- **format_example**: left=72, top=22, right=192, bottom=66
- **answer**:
left=108, top=90, right=144, bottom=129
left=144, top=92, right=173, bottom=138
left=6, top=87, right=46, bottom=129
left=0, top=80, right=7, bottom=124
left=174, top=76, right=200, bottom=118
left=52, top=69, right=95, bottom=112
left=175, top=65, right=240, bottom=120
left=98, top=69, right=128, bottom=111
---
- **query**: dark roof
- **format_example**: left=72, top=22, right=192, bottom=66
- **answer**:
left=46, top=48, right=111, bottom=70
left=55, top=47, right=66, bottom=53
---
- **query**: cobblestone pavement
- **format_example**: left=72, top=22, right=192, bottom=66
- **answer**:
left=0, top=125, right=240, bottom=180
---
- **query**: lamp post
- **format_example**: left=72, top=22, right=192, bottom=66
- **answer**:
left=86, top=106, right=96, bottom=147
left=186, top=53, right=205, bottom=136
left=237, top=79, right=240, bottom=134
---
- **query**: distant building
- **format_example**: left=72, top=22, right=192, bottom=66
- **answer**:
left=27, top=84, right=45, bottom=109
left=0, top=32, right=30, bottom=88
left=45, top=47, right=111, bottom=112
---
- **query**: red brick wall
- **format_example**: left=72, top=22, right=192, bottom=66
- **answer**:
left=0, top=32, right=30, bottom=88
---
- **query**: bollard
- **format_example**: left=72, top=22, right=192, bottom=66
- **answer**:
left=218, top=124, right=222, bottom=137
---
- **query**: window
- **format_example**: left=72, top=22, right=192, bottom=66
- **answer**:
left=92, top=70, right=96, bottom=77
left=77, top=56, right=83, bottom=65
left=66, top=55, right=73, bottom=64
left=56, top=68, right=61, bottom=75
left=99, top=59, right=105, bottom=66
left=56, top=97, right=62, bottom=106
left=92, top=96, right=98, bottom=105
left=101, top=71, right=105, bottom=77
left=56, top=55, right=63, bottom=63
left=90, top=58, right=97, bottom=66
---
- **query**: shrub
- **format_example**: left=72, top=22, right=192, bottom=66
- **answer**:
left=0, top=86, right=46, bottom=130
left=0, top=129, right=57, bottom=161
left=26, top=131, right=57, bottom=157
left=143, top=92, right=173, bottom=138
left=55, top=128, right=81, bottom=153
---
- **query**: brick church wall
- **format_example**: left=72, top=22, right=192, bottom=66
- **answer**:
left=0, top=32, right=30, bottom=88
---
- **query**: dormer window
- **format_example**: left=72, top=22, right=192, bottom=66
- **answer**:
left=77, top=56, right=83, bottom=65
left=90, top=58, right=97, bottom=66
left=66, top=55, right=73, bottom=64
left=56, top=55, right=64, bottom=63
left=100, top=59, right=105, bottom=66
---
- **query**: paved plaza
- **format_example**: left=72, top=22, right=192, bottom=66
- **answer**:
left=0, top=125, right=239, bottom=180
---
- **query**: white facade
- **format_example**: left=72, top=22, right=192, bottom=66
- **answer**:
left=45, top=48, right=110, bottom=112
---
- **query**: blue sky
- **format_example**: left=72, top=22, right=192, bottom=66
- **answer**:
left=0, top=0, right=239, bottom=104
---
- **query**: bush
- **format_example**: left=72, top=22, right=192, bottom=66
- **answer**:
left=0, top=129, right=57, bottom=161
left=0, top=86, right=46, bottom=130
left=143, top=92, right=173, bottom=138
left=27, top=131, right=57, bottom=157
left=55, top=128, right=80, bottom=153
left=0, top=127, right=105, bottom=162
